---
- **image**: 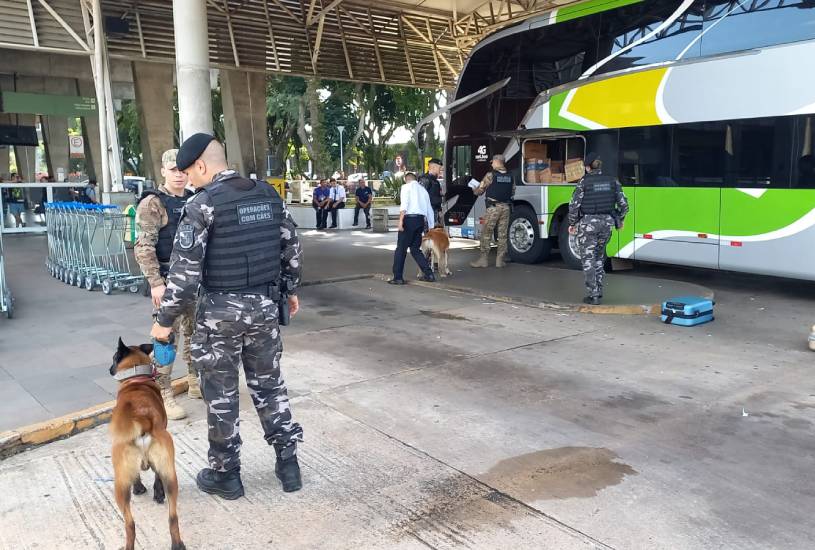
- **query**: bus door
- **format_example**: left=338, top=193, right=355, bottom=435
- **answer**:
left=445, top=140, right=480, bottom=238
left=620, top=125, right=720, bottom=269
left=414, top=78, right=510, bottom=237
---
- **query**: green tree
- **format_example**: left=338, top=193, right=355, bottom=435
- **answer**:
left=117, top=100, right=141, bottom=174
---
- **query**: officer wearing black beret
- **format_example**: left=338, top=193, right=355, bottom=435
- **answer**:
left=418, top=158, right=444, bottom=227
left=151, top=133, right=304, bottom=499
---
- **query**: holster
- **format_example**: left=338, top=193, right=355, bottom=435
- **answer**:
left=278, top=299, right=291, bottom=326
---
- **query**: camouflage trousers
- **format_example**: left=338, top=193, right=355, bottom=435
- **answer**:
left=152, top=303, right=194, bottom=375
left=576, top=215, right=614, bottom=298
left=480, top=203, right=510, bottom=257
left=191, top=291, right=303, bottom=472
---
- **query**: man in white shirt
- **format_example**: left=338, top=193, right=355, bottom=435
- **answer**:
left=389, top=172, right=435, bottom=285
left=326, top=178, right=347, bottom=229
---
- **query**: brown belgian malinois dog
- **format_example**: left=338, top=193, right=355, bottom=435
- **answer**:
left=109, top=338, right=185, bottom=550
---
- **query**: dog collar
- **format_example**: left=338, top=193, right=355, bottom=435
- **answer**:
left=114, top=364, right=158, bottom=381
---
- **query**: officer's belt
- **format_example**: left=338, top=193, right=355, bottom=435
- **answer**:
left=202, top=283, right=281, bottom=299
left=486, top=198, right=510, bottom=206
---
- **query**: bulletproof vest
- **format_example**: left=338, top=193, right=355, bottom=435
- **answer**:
left=140, top=189, right=193, bottom=263
left=486, top=170, right=514, bottom=203
left=202, top=176, right=283, bottom=292
left=580, top=173, right=618, bottom=215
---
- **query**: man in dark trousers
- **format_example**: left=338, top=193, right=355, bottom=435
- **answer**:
left=568, top=153, right=629, bottom=305
left=418, top=158, right=443, bottom=227
left=389, top=172, right=435, bottom=285
left=151, top=134, right=304, bottom=499
left=312, top=179, right=329, bottom=229
left=353, top=180, right=373, bottom=228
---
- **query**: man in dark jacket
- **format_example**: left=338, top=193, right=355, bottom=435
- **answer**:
left=418, top=158, right=443, bottom=227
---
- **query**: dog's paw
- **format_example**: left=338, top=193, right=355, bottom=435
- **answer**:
left=132, top=480, right=147, bottom=495
left=153, top=491, right=165, bottom=504
left=171, top=543, right=187, bottom=550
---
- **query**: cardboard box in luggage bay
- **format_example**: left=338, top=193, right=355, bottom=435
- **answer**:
left=565, top=159, right=585, bottom=182
left=523, top=141, right=548, bottom=160
left=525, top=159, right=550, bottom=184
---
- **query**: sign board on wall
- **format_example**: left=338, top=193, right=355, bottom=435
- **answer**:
left=69, top=135, right=85, bottom=158
left=0, top=92, right=97, bottom=117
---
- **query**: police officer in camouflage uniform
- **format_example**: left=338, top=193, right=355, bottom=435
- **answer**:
left=151, top=134, right=304, bottom=500
left=568, top=153, right=629, bottom=305
left=135, top=149, right=197, bottom=420
left=470, top=154, right=515, bottom=268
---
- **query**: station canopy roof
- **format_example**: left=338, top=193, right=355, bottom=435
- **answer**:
left=0, top=0, right=582, bottom=88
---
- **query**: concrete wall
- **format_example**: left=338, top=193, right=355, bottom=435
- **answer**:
left=132, top=61, right=175, bottom=182
left=221, top=70, right=267, bottom=177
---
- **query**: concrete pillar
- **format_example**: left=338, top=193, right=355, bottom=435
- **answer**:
left=77, top=80, right=102, bottom=181
left=13, top=115, right=37, bottom=182
left=173, top=0, right=213, bottom=140
left=221, top=70, right=268, bottom=177
left=132, top=62, right=175, bottom=181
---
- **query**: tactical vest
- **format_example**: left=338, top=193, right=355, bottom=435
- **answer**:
left=486, top=170, right=513, bottom=203
left=580, top=173, right=618, bottom=215
left=140, top=189, right=193, bottom=263
left=202, top=176, right=283, bottom=292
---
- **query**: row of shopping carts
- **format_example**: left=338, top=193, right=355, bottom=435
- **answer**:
left=0, top=228, right=12, bottom=318
left=44, top=202, right=144, bottom=295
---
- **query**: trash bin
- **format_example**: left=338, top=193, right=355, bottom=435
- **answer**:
left=372, top=208, right=390, bottom=233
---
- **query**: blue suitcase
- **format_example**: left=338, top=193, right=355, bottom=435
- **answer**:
left=661, top=296, right=714, bottom=326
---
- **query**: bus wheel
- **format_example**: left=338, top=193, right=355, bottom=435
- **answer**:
left=557, top=220, right=582, bottom=270
left=508, top=205, right=550, bottom=264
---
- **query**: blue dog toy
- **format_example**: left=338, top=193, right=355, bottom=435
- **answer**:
left=152, top=334, right=177, bottom=366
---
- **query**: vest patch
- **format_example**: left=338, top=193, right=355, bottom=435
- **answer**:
left=238, top=201, right=274, bottom=225
left=590, top=182, right=612, bottom=192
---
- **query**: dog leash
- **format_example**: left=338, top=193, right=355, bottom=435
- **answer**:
left=114, top=363, right=158, bottom=381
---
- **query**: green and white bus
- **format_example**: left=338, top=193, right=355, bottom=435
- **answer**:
left=437, top=0, right=815, bottom=280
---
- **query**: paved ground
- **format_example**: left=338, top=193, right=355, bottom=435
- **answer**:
left=0, top=230, right=708, bottom=431
left=2, top=276, right=815, bottom=549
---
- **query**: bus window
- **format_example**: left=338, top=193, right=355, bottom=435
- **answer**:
left=672, top=122, right=728, bottom=187
left=792, top=116, right=815, bottom=189
left=619, top=126, right=672, bottom=186
left=596, top=0, right=704, bottom=75
left=727, top=117, right=792, bottom=189
left=701, top=0, right=815, bottom=58
left=585, top=130, right=619, bottom=178
left=452, top=145, right=471, bottom=183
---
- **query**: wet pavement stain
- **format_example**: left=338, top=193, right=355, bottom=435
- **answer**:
left=481, top=447, right=637, bottom=501
left=420, top=310, right=468, bottom=321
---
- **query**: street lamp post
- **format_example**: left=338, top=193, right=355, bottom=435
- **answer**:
left=337, top=126, right=345, bottom=177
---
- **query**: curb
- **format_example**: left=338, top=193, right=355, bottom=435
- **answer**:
left=374, top=274, right=714, bottom=316
left=0, top=378, right=190, bottom=460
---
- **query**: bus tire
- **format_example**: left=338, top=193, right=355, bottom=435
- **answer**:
left=508, top=205, right=550, bottom=264
left=558, top=220, right=583, bottom=270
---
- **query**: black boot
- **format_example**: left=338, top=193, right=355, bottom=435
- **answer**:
left=274, top=443, right=302, bottom=493
left=196, top=467, right=244, bottom=500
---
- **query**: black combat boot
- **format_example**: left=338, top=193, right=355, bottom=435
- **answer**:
left=196, top=467, right=244, bottom=500
left=274, top=443, right=302, bottom=493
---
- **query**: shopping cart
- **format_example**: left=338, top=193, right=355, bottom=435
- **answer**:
left=0, top=228, right=12, bottom=319
left=45, top=202, right=144, bottom=295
